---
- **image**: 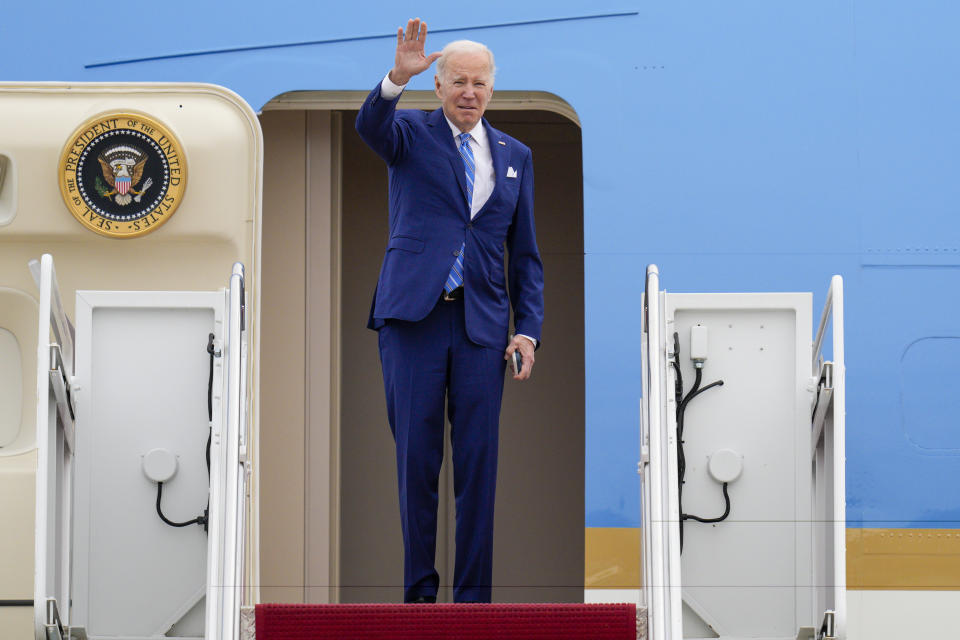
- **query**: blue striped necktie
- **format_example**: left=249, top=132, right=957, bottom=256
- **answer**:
left=444, top=132, right=474, bottom=294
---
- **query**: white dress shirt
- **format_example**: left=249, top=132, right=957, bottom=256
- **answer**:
left=442, top=116, right=494, bottom=217
left=379, top=73, right=537, bottom=350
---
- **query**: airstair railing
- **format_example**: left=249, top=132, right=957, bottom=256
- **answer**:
left=810, top=275, right=846, bottom=640
left=205, top=263, right=248, bottom=640
left=32, top=255, right=78, bottom=640
left=641, top=264, right=682, bottom=640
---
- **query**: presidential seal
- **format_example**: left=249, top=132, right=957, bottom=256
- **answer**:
left=59, top=113, right=186, bottom=238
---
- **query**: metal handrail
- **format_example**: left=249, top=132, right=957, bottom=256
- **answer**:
left=45, top=598, right=65, bottom=640
left=818, top=610, right=836, bottom=640
left=205, top=263, right=247, bottom=640
left=812, top=275, right=841, bottom=371
left=642, top=264, right=669, bottom=640
left=811, top=276, right=846, bottom=639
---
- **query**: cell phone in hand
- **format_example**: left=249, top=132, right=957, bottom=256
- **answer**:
left=511, top=350, right=523, bottom=376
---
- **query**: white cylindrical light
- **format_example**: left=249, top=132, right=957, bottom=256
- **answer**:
left=708, top=448, right=743, bottom=483
left=142, top=448, right=178, bottom=483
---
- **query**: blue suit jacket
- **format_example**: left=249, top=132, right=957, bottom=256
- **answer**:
left=356, top=83, right=544, bottom=350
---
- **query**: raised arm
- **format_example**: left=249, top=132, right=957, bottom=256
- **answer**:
left=356, top=18, right=441, bottom=164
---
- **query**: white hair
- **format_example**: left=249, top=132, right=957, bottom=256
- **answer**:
left=436, top=40, right=496, bottom=81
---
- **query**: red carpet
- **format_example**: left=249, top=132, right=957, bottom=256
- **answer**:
left=255, top=603, right=637, bottom=639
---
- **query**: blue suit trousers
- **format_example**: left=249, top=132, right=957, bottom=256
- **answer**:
left=378, top=296, right=506, bottom=603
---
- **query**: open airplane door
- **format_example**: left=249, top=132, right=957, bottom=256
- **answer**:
left=640, top=265, right=682, bottom=640
left=205, top=263, right=250, bottom=640
left=0, top=82, right=260, bottom=640
left=810, top=276, right=846, bottom=640
left=32, top=254, right=76, bottom=640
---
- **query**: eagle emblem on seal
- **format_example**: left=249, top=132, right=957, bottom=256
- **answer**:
left=60, top=112, right=187, bottom=238
left=96, top=144, right=154, bottom=206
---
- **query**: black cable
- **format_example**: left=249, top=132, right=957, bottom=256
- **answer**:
left=203, top=333, right=215, bottom=532
left=671, top=333, right=685, bottom=548
left=153, top=334, right=216, bottom=531
left=682, top=481, right=731, bottom=523
left=677, top=366, right=702, bottom=551
left=687, top=380, right=724, bottom=403
left=206, top=334, right=214, bottom=478
left=678, top=368, right=702, bottom=435
left=671, top=333, right=683, bottom=407
left=672, top=333, right=728, bottom=552
left=671, top=334, right=687, bottom=549
left=156, top=482, right=204, bottom=528
left=207, top=334, right=215, bottom=419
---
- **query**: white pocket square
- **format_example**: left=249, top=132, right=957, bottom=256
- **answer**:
left=506, top=166, right=518, bottom=178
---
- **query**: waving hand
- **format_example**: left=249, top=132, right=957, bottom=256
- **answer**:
left=389, top=18, right=442, bottom=86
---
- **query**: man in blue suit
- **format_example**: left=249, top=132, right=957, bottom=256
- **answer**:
left=356, top=18, right=544, bottom=604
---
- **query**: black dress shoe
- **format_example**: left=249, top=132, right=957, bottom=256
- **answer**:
left=408, top=595, right=436, bottom=604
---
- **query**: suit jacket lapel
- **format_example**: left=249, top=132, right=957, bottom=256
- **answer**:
left=427, top=109, right=470, bottom=216
left=473, top=120, right=508, bottom=222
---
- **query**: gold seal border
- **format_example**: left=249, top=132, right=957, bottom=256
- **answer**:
left=58, top=111, right=188, bottom=239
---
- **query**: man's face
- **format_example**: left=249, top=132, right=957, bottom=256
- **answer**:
left=435, top=51, right=494, bottom=133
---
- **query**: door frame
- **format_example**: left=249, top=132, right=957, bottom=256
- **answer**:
left=260, top=90, right=579, bottom=604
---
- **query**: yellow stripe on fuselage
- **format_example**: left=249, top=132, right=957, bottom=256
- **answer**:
left=584, top=527, right=641, bottom=588
left=848, top=528, right=960, bottom=590
left=584, top=527, right=960, bottom=589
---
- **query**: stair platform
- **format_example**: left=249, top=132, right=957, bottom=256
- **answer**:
left=253, top=602, right=642, bottom=639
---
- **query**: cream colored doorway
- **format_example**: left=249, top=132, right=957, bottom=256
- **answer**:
left=259, top=98, right=584, bottom=605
